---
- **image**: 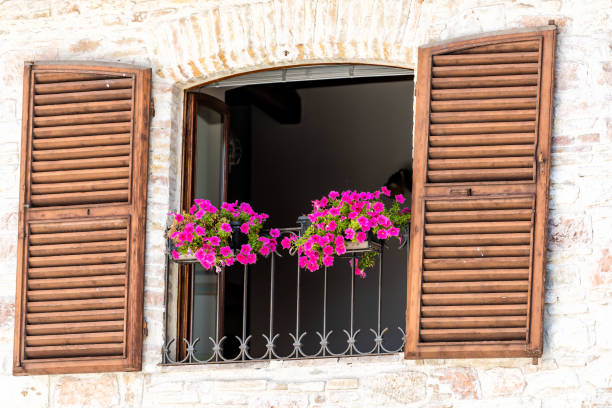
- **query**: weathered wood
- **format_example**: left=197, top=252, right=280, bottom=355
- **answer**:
left=421, top=292, right=528, bottom=305
left=34, top=100, right=132, bottom=116
left=31, top=167, right=130, bottom=184
left=28, top=275, right=125, bottom=290
left=27, top=286, right=126, bottom=301
left=430, top=110, right=536, bottom=124
left=27, top=298, right=125, bottom=313
left=25, top=343, right=123, bottom=358
left=32, top=134, right=131, bottom=150
left=420, top=316, right=527, bottom=329
left=432, top=86, right=537, bottom=100
left=429, top=144, right=535, bottom=158
left=29, top=240, right=127, bottom=257
left=433, top=52, right=539, bottom=66
left=32, top=145, right=130, bottom=161
left=433, top=63, right=538, bottom=77
left=34, top=78, right=132, bottom=94
left=431, top=98, right=537, bottom=112
left=423, top=269, right=530, bottom=282
left=422, top=280, right=529, bottom=293
left=420, top=327, right=525, bottom=341
left=28, top=264, right=127, bottom=279
left=421, top=304, right=528, bottom=317
left=31, top=179, right=129, bottom=195
left=26, top=321, right=124, bottom=335
left=31, top=190, right=129, bottom=206
left=28, top=252, right=126, bottom=268
left=34, top=89, right=133, bottom=105
left=26, top=309, right=124, bottom=324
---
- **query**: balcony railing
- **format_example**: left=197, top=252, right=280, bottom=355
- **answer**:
left=161, top=227, right=407, bottom=364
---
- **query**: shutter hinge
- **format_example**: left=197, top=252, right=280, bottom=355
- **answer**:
left=143, top=319, right=148, bottom=338
left=150, top=100, right=155, bottom=117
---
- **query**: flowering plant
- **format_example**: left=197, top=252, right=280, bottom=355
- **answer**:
left=167, top=199, right=280, bottom=272
left=291, top=187, right=411, bottom=277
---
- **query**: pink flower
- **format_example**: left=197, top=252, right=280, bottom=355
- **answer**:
left=388, top=227, right=400, bottom=237
left=335, top=235, right=344, bottom=248
left=345, top=228, right=355, bottom=240
left=323, top=255, right=334, bottom=267
left=380, top=186, right=391, bottom=197
left=320, top=197, right=328, bottom=207
left=172, top=213, right=184, bottom=223
left=172, top=250, right=180, bottom=260
left=368, top=218, right=378, bottom=228
left=298, top=256, right=308, bottom=268
left=329, top=207, right=340, bottom=217
left=349, top=259, right=365, bottom=277
left=225, top=257, right=235, bottom=266
left=236, top=253, right=248, bottom=264
left=270, top=228, right=280, bottom=238
left=195, top=225, right=206, bottom=236
left=373, top=202, right=384, bottom=213
left=247, top=253, right=257, bottom=264
left=221, top=223, right=231, bottom=233
left=316, top=223, right=325, bottom=230
left=207, top=205, right=218, bottom=214
left=377, top=215, right=391, bottom=228
left=329, top=191, right=339, bottom=200
left=281, top=236, right=292, bottom=249
left=395, top=194, right=405, bottom=204
left=376, top=229, right=388, bottom=240
left=195, top=210, right=205, bottom=219
left=260, top=246, right=270, bottom=256
left=326, top=220, right=337, bottom=231
left=323, top=245, right=334, bottom=256
left=240, top=244, right=252, bottom=254
left=336, top=244, right=346, bottom=255
left=195, top=248, right=206, bottom=261
left=189, top=205, right=197, bottom=215
left=356, top=231, right=367, bottom=243
left=240, top=223, right=250, bottom=234
left=204, top=252, right=215, bottom=265
left=357, top=216, right=369, bottom=228
left=208, top=236, right=220, bottom=246
left=401, top=207, right=411, bottom=214
left=220, top=246, right=232, bottom=257
left=348, top=211, right=358, bottom=219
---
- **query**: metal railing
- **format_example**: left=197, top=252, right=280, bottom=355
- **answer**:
left=161, top=227, right=407, bottom=364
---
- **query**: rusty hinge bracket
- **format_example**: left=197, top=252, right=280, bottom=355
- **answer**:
left=143, top=319, right=148, bottom=337
left=150, top=100, right=155, bottom=117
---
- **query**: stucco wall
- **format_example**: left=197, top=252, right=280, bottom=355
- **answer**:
left=0, top=0, right=610, bottom=407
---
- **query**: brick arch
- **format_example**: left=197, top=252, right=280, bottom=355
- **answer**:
left=150, top=0, right=422, bottom=86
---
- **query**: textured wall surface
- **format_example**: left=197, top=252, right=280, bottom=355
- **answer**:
left=0, top=0, right=610, bottom=407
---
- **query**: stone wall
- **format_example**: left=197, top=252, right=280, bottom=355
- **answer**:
left=0, top=0, right=610, bottom=407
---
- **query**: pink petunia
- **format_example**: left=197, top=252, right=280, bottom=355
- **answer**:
left=376, top=229, right=388, bottom=240
left=345, top=228, right=355, bottom=240
left=329, top=190, right=339, bottom=200
left=356, top=231, right=367, bottom=243
left=189, top=205, right=197, bottom=215
left=221, top=223, right=232, bottom=233
left=401, top=207, right=411, bottom=214
left=270, top=228, right=280, bottom=238
left=220, top=246, right=232, bottom=257
left=240, top=244, right=252, bottom=254
left=326, top=220, right=337, bottom=231
left=247, top=253, right=257, bottom=264
left=236, top=253, right=248, bottom=264
left=395, top=194, right=405, bottom=204
left=329, top=207, right=340, bottom=217
left=195, top=210, right=205, bottom=219
left=208, top=236, right=220, bottom=246
left=240, top=223, right=250, bottom=234
left=225, top=257, right=235, bottom=266
left=388, top=227, right=400, bottom=237
left=373, top=201, right=384, bottom=213
left=336, top=244, right=346, bottom=255
left=173, top=213, right=184, bottom=223
left=260, top=246, right=270, bottom=256
left=357, top=216, right=369, bottom=228
left=323, top=255, right=334, bottom=267
left=281, top=236, right=292, bottom=249
left=323, top=245, right=334, bottom=256
left=380, top=186, right=391, bottom=197
left=298, top=256, right=308, bottom=268
left=172, top=250, right=180, bottom=260
left=195, top=225, right=206, bottom=236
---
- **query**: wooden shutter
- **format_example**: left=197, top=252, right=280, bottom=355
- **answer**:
left=406, top=26, right=556, bottom=359
left=13, top=62, right=151, bottom=374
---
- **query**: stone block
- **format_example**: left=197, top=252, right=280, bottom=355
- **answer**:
left=431, top=367, right=480, bottom=400
left=287, top=381, right=325, bottom=392
left=326, top=378, right=359, bottom=390
left=52, top=375, right=119, bottom=408
left=362, top=370, right=427, bottom=404
left=480, top=368, right=526, bottom=398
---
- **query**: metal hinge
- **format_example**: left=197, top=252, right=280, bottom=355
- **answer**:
left=143, top=319, right=148, bottom=337
left=150, top=100, right=155, bottom=117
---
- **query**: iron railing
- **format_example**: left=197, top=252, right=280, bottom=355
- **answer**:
left=161, top=227, right=407, bottom=364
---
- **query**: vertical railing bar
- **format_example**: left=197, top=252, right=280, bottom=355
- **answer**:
left=189, top=267, right=195, bottom=363
left=242, top=263, right=248, bottom=360
left=323, top=266, right=328, bottom=356
left=295, top=257, right=301, bottom=357
left=215, top=267, right=222, bottom=362
left=269, top=252, right=275, bottom=359
left=350, top=255, right=355, bottom=355
left=163, top=254, right=170, bottom=363
left=377, top=250, right=383, bottom=353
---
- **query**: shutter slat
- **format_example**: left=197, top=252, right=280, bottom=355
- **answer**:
left=29, top=241, right=126, bottom=256
left=27, top=298, right=125, bottom=313
left=420, top=328, right=525, bottom=342
left=426, top=197, right=532, bottom=211
left=426, top=209, right=533, bottom=222
left=34, top=78, right=132, bottom=94
left=423, top=257, right=531, bottom=270
left=428, top=168, right=533, bottom=182
left=27, top=287, right=126, bottom=301
left=34, top=72, right=124, bottom=84
left=34, top=111, right=132, bottom=127
left=430, top=121, right=536, bottom=135
left=458, top=40, right=539, bottom=54
left=433, top=52, right=539, bottom=66
left=429, top=134, right=535, bottom=147
left=31, top=191, right=129, bottom=206
left=32, top=145, right=130, bottom=161
left=428, top=157, right=533, bottom=170
left=432, top=63, right=538, bottom=77
left=421, top=292, right=528, bottom=305
left=34, top=89, right=133, bottom=105
left=420, top=316, right=526, bottom=329
left=421, top=304, right=528, bottom=317
left=431, top=98, right=537, bottom=112
left=32, top=156, right=129, bottom=172
left=25, top=344, right=124, bottom=358
left=33, top=122, right=132, bottom=138
left=30, top=229, right=126, bottom=245
left=31, top=167, right=130, bottom=183
left=432, top=74, right=538, bottom=89
left=28, top=264, right=127, bottom=279
left=423, top=269, right=530, bottom=282
left=432, top=86, right=538, bottom=100
left=425, top=233, right=531, bottom=246
left=30, top=219, right=127, bottom=233
left=27, top=321, right=124, bottom=335
left=26, top=309, right=124, bottom=324
left=31, top=179, right=129, bottom=195
left=422, top=281, right=529, bottom=293
left=28, top=252, right=126, bottom=267
left=425, top=221, right=532, bottom=235
left=32, top=134, right=131, bottom=150
left=430, top=110, right=536, bottom=124
left=26, top=332, right=123, bottom=346
left=34, top=100, right=132, bottom=116
left=28, top=275, right=125, bottom=290
left=429, top=145, right=535, bottom=158
left=424, top=246, right=531, bottom=258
